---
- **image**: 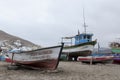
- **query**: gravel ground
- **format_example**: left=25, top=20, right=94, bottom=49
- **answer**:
left=0, top=61, right=120, bottom=80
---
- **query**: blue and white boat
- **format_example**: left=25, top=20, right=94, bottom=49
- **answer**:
left=60, top=9, right=97, bottom=61
left=61, top=32, right=97, bottom=61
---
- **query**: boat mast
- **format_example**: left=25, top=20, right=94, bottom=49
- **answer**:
left=83, top=7, right=87, bottom=34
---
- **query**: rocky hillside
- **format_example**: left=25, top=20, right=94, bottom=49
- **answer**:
left=0, top=30, right=39, bottom=48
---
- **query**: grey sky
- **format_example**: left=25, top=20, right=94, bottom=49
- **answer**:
left=0, top=0, right=120, bottom=47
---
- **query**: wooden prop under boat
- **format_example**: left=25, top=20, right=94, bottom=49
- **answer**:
left=7, top=43, right=64, bottom=70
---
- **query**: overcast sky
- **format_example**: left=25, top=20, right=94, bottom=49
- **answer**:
left=0, top=0, right=120, bottom=48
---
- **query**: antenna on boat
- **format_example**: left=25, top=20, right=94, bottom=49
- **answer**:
left=82, top=5, right=87, bottom=34
left=78, top=29, right=80, bottom=35
left=97, top=42, right=100, bottom=53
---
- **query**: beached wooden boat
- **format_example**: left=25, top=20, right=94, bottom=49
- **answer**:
left=109, top=40, right=120, bottom=64
left=110, top=41, right=120, bottom=53
left=61, top=33, right=97, bottom=61
left=60, top=13, right=97, bottom=61
left=112, top=54, right=120, bottom=64
left=77, top=53, right=113, bottom=63
left=7, top=43, right=64, bottom=70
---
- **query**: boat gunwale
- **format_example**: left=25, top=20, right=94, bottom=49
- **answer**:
left=63, top=40, right=96, bottom=49
left=12, top=44, right=64, bottom=53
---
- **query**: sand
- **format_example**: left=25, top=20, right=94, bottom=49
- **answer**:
left=0, top=61, right=120, bottom=80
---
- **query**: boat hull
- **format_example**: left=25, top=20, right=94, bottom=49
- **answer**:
left=62, top=41, right=96, bottom=56
left=113, top=58, right=120, bottom=64
left=7, top=44, right=64, bottom=70
left=77, top=56, right=113, bottom=63
left=110, top=46, right=120, bottom=64
left=113, top=55, right=120, bottom=64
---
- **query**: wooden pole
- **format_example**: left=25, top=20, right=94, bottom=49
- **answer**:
left=11, top=53, right=14, bottom=65
left=90, top=56, right=93, bottom=65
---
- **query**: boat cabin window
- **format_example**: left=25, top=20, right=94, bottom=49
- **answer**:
left=83, top=35, right=91, bottom=39
left=83, top=35, right=87, bottom=39
left=87, top=36, right=91, bottom=39
left=76, top=36, right=80, bottom=41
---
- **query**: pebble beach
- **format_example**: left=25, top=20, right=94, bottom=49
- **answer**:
left=0, top=61, right=120, bottom=80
